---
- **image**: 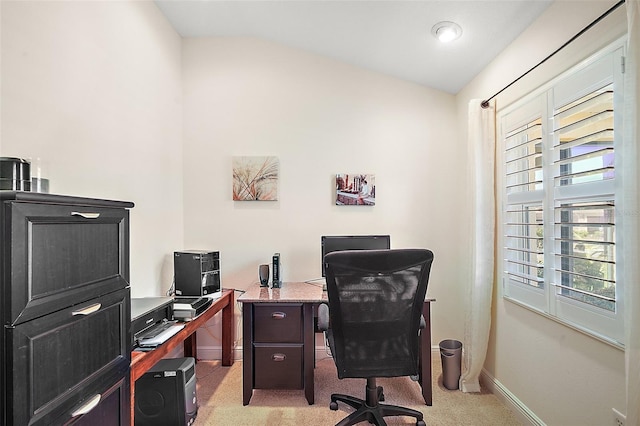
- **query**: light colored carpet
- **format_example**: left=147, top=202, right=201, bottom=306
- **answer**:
left=192, top=355, right=522, bottom=426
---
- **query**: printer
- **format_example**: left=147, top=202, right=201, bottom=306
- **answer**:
left=131, top=297, right=177, bottom=348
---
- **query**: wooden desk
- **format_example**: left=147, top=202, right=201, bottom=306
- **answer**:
left=239, top=284, right=320, bottom=406
left=238, top=283, right=434, bottom=406
left=130, top=289, right=235, bottom=424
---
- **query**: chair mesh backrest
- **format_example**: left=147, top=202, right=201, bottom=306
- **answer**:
left=324, top=248, right=434, bottom=379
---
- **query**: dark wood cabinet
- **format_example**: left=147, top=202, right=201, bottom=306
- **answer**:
left=0, top=192, right=134, bottom=426
left=253, top=304, right=304, bottom=389
left=241, top=298, right=315, bottom=405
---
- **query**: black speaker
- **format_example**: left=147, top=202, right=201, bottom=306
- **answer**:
left=135, top=357, right=197, bottom=426
left=259, top=264, right=269, bottom=287
left=174, top=250, right=221, bottom=297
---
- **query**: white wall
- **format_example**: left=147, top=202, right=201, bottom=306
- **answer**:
left=0, top=0, right=184, bottom=296
left=456, top=2, right=628, bottom=425
left=181, top=37, right=465, bottom=350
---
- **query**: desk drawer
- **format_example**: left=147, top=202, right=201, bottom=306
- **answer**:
left=254, top=344, right=303, bottom=389
left=253, top=304, right=302, bottom=343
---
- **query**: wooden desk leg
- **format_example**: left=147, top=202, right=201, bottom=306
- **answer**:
left=182, top=291, right=234, bottom=365
left=184, top=332, right=198, bottom=360
left=130, top=377, right=135, bottom=426
left=242, top=303, right=253, bottom=405
left=222, top=290, right=234, bottom=366
left=303, top=303, right=314, bottom=405
left=420, top=301, right=433, bottom=406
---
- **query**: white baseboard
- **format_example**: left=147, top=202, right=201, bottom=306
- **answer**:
left=480, top=369, right=546, bottom=426
left=187, top=346, right=228, bottom=360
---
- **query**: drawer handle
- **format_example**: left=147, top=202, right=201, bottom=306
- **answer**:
left=272, top=353, right=286, bottom=362
left=271, top=312, right=287, bottom=320
left=72, top=303, right=102, bottom=316
left=70, top=393, right=101, bottom=417
left=71, top=212, right=101, bottom=219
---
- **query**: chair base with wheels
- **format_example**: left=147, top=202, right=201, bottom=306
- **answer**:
left=329, top=377, right=426, bottom=426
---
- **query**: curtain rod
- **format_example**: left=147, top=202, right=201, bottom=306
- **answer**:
left=481, top=0, right=626, bottom=108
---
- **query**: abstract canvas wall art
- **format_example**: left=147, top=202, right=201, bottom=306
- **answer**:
left=335, top=173, right=375, bottom=205
left=232, top=156, right=279, bottom=201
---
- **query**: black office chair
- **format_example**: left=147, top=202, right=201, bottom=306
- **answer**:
left=318, top=248, right=434, bottom=426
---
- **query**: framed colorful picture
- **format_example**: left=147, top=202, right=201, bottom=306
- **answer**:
left=335, top=174, right=375, bottom=205
left=232, top=156, right=279, bottom=201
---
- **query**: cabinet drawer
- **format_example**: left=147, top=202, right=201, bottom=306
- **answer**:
left=254, top=304, right=302, bottom=343
left=45, top=367, right=130, bottom=426
left=5, top=288, right=130, bottom=426
left=5, top=200, right=130, bottom=325
left=254, top=344, right=303, bottom=389
left=68, top=374, right=130, bottom=426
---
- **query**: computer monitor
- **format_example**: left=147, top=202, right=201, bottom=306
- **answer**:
left=321, top=235, right=391, bottom=277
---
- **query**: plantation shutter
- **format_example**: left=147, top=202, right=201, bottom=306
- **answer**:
left=499, top=45, right=624, bottom=343
left=501, top=96, right=547, bottom=310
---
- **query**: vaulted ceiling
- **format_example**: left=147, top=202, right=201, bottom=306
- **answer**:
left=155, top=0, right=553, bottom=94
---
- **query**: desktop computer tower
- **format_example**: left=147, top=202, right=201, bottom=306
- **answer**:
left=174, top=250, right=221, bottom=297
left=135, top=357, right=197, bottom=426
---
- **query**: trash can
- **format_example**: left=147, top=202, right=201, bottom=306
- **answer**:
left=439, top=339, right=462, bottom=390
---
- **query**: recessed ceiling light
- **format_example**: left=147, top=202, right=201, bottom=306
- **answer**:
left=431, top=21, right=462, bottom=43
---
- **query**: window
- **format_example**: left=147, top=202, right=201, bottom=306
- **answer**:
left=499, top=44, right=625, bottom=345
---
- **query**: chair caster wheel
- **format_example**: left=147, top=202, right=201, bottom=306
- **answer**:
left=330, top=401, right=338, bottom=411
left=416, top=420, right=426, bottom=426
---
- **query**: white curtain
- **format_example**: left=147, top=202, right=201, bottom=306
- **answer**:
left=460, top=99, right=496, bottom=392
left=623, top=0, right=640, bottom=424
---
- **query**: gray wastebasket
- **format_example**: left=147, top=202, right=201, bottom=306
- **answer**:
left=439, top=339, right=462, bottom=390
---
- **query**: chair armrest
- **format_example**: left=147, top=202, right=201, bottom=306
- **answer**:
left=318, top=303, right=329, bottom=331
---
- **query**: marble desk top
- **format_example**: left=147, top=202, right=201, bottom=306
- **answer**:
left=238, top=281, right=327, bottom=303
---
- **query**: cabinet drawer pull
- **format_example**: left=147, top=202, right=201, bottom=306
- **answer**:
left=271, top=312, right=286, bottom=320
left=71, top=211, right=101, bottom=219
left=72, top=303, right=102, bottom=316
left=272, top=353, right=286, bottom=362
left=70, top=393, right=101, bottom=417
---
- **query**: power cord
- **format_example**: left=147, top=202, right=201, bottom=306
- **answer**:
left=165, top=276, right=175, bottom=297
